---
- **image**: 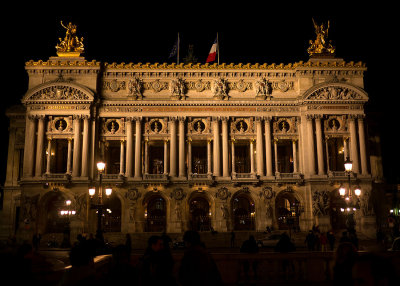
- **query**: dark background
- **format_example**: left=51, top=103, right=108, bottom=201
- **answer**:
left=1, top=13, right=397, bottom=186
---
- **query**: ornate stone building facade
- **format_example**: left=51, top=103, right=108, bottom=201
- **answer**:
left=0, top=24, right=380, bottom=243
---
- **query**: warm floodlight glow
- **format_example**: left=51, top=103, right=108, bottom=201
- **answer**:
left=344, top=157, right=353, bottom=172
left=65, top=200, right=71, bottom=206
left=89, top=188, right=96, bottom=197
left=339, top=187, right=346, bottom=196
left=354, top=188, right=361, bottom=196
left=105, top=188, right=112, bottom=196
left=97, top=162, right=106, bottom=172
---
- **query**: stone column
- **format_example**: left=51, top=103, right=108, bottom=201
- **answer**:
left=134, top=118, right=142, bottom=178
left=358, top=115, right=368, bottom=175
left=23, top=115, right=36, bottom=177
left=45, top=138, right=52, bottom=174
left=144, top=139, right=149, bottom=174
left=169, top=118, right=177, bottom=177
left=222, top=117, right=229, bottom=177
left=119, top=140, right=125, bottom=176
left=292, top=139, right=298, bottom=173
left=213, top=118, right=221, bottom=176
left=264, top=118, right=273, bottom=176
left=343, top=137, right=349, bottom=161
left=207, top=139, right=212, bottom=175
left=250, top=139, right=255, bottom=175
left=274, top=139, right=278, bottom=173
left=256, top=118, right=264, bottom=176
left=349, top=116, right=359, bottom=174
left=187, top=139, right=192, bottom=176
left=164, top=139, right=169, bottom=174
left=306, top=115, right=316, bottom=175
left=72, top=116, right=81, bottom=178
left=35, top=116, right=45, bottom=177
left=125, top=118, right=133, bottom=178
left=178, top=117, right=186, bottom=177
left=231, top=139, right=236, bottom=174
left=315, top=116, right=325, bottom=175
left=66, top=138, right=72, bottom=174
left=325, top=137, right=330, bottom=173
left=81, top=116, right=90, bottom=177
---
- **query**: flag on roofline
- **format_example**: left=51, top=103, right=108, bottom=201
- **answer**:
left=169, top=33, right=180, bottom=64
left=206, top=34, right=219, bottom=63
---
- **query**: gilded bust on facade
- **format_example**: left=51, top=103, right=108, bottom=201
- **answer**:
left=56, top=21, right=84, bottom=57
left=307, top=18, right=335, bottom=57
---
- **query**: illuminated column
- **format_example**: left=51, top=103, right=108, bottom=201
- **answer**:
left=358, top=115, right=368, bottom=175
left=264, top=118, right=273, bottom=176
left=231, top=139, right=236, bottom=174
left=23, top=115, right=36, bottom=177
left=315, top=116, right=325, bottom=175
left=274, top=139, right=278, bottom=173
left=134, top=118, right=142, bottom=178
left=256, top=118, right=264, bottom=176
left=292, top=139, right=298, bottom=173
left=45, top=138, right=52, bottom=174
left=81, top=115, right=90, bottom=177
left=178, top=117, right=186, bottom=177
left=170, top=117, right=177, bottom=177
left=306, top=115, right=316, bottom=175
left=72, top=115, right=81, bottom=177
left=250, top=139, right=255, bottom=175
left=164, top=139, right=169, bottom=175
left=125, top=118, right=133, bottom=178
left=222, top=117, right=229, bottom=177
left=349, top=116, right=359, bottom=174
left=66, top=138, right=72, bottom=174
left=213, top=117, right=221, bottom=176
left=35, top=115, right=45, bottom=177
left=119, top=140, right=125, bottom=176
left=187, top=139, right=192, bottom=175
left=144, top=139, right=149, bottom=174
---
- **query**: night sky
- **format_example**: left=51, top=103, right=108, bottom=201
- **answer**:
left=1, top=13, right=398, bottom=185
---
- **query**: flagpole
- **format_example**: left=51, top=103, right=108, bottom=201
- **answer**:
left=177, top=32, right=180, bottom=65
left=217, top=32, right=220, bottom=65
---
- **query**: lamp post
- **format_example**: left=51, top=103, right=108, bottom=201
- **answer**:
left=60, top=199, right=76, bottom=248
left=89, top=161, right=112, bottom=244
left=339, top=157, right=361, bottom=231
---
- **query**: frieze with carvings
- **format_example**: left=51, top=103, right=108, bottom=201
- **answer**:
left=307, top=86, right=363, bottom=101
left=145, top=118, right=168, bottom=135
left=231, top=118, right=254, bottom=134
left=169, top=78, right=187, bottom=100
left=29, top=85, right=91, bottom=101
left=273, top=117, right=298, bottom=135
left=324, top=115, right=347, bottom=133
left=254, top=78, right=272, bottom=100
left=127, top=77, right=144, bottom=99
left=211, top=78, right=229, bottom=100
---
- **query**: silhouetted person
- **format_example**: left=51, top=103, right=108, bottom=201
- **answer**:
left=274, top=232, right=295, bottom=253
left=240, top=235, right=259, bottom=280
left=58, top=243, right=95, bottom=286
left=320, top=232, right=328, bottom=251
left=327, top=231, right=336, bottom=250
left=179, top=230, right=222, bottom=286
left=138, top=235, right=176, bottom=286
left=332, top=242, right=358, bottom=286
left=305, top=230, right=316, bottom=251
left=348, top=229, right=359, bottom=250
left=32, top=233, right=41, bottom=251
left=105, top=244, right=137, bottom=284
left=339, top=231, right=351, bottom=244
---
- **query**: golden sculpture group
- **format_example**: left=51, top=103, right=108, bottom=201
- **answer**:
left=56, top=21, right=84, bottom=57
left=307, top=18, right=336, bottom=57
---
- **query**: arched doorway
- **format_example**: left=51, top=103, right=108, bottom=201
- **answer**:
left=232, top=192, right=255, bottom=231
left=189, top=196, right=211, bottom=231
left=103, top=195, right=121, bottom=232
left=275, top=191, right=300, bottom=230
left=43, top=192, right=69, bottom=234
left=145, top=195, right=166, bottom=232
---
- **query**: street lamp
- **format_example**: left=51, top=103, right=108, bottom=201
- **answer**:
left=339, top=157, right=361, bottom=230
left=89, top=161, right=112, bottom=244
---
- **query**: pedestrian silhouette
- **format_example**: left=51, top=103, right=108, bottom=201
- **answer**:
left=305, top=230, right=316, bottom=251
left=179, top=230, right=222, bottom=286
left=240, top=235, right=259, bottom=281
left=327, top=231, right=336, bottom=250
left=332, top=242, right=358, bottom=286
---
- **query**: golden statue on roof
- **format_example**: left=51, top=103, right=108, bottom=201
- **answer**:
left=56, top=21, right=84, bottom=57
left=307, top=18, right=335, bottom=57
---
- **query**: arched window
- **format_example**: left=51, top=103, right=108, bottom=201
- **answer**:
left=145, top=195, right=166, bottom=232
left=232, top=193, right=255, bottom=231
left=189, top=196, right=211, bottom=231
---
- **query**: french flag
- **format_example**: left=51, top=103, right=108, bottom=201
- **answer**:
left=206, top=37, right=218, bottom=63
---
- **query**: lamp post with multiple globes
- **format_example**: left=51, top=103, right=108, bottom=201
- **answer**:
left=89, top=161, right=112, bottom=244
left=339, top=157, right=361, bottom=230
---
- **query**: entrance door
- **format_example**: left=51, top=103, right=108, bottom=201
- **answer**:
left=232, top=194, right=255, bottom=231
left=145, top=195, right=166, bottom=232
left=189, top=196, right=211, bottom=231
